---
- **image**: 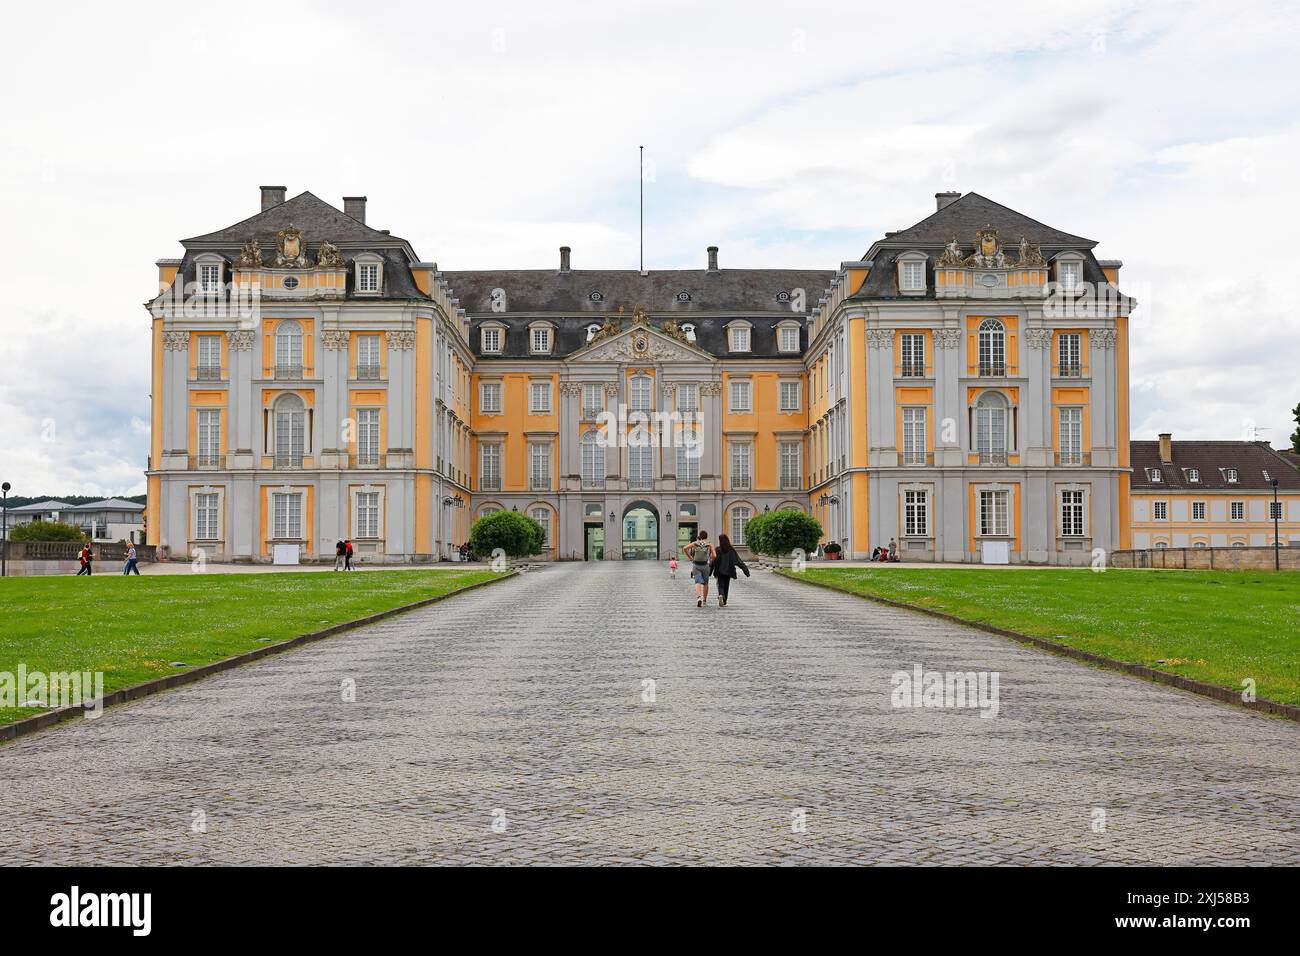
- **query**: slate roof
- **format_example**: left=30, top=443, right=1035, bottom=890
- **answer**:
left=876, top=192, right=1096, bottom=248
left=183, top=191, right=404, bottom=247
left=1129, top=441, right=1300, bottom=491
left=442, top=268, right=833, bottom=316
left=65, top=498, right=146, bottom=513
left=8, top=499, right=73, bottom=513
left=854, top=246, right=1113, bottom=300
left=467, top=313, right=807, bottom=360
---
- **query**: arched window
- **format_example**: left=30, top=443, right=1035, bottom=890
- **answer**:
left=275, top=320, right=303, bottom=377
left=273, top=393, right=306, bottom=466
left=977, top=319, right=1005, bottom=376
left=974, top=392, right=1009, bottom=464
left=530, top=507, right=551, bottom=549
left=581, top=430, right=604, bottom=489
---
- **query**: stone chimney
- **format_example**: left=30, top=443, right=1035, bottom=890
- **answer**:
left=935, top=191, right=961, bottom=211
left=559, top=246, right=571, bottom=272
left=343, top=196, right=367, bottom=224
left=260, top=186, right=286, bottom=211
left=707, top=245, right=719, bottom=271
left=1158, top=433, right=1173, bottom=463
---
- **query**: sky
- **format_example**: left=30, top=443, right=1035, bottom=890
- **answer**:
left=1, top=0, right=1297, bottom=496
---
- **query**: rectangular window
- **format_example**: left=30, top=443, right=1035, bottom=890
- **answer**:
left=628, top=444, right=653, bottom=490
left=677, top=384, right=698, bottom=414
left=582, top=383, right=604, bottom=418
left=529, top=381, right=551, bottom=414
left=779, top=381, right=800, bottom=412
left=1153, top=500, right=1168, bottom=521
left=731, top=506, right=752, bottom=546
left=479, top=382, right=502, bottom=413
left=530, top=508, right=550, bottom=548
left=357, top=492, right=380, bottom=539
left=1059, top=261, right=1082, bottom=293
left=1192, top=501, right=1206, bottom=521
left=356, top=409, right=380, bottom=466
left=481, top=328, right=501, bottom=353
left=197, top=335, right=221, bottom=378
left=629, top=376, right=653, bottom=413
left=195, top=493, right=219, bottom=540
left=480, top=444, right=501, bottom=491
left=357, top=263, right=379, bottom=292
left=200, top=263, right=222, bottom=293
left=729, top=380, right=752, bottom=413
left=900, top=333, right=925, bottom=377
left=676, top=432, right=700, bottom=488
left=357, top=334, right=381, bottom=378
left=531, top=327, right=550, bottom=353
left=779, top=326, right=800, bottom=352
left=1057, top=333, right=1082, bottom=376
left=1231, top=501, right=1245, bottom=521
left=197, top=409, right=220, bottom=465
left=272, top=492, right=302, bottom=539
left=529, top=443, right=551, bottom=491
left=730, top=443, right=752, bottom=490
left=901, top=260, right=925, bottom=291
left=1271, top=502, right=1284, bottom=521
left=729, top=327, right=751, bottom=352
left=780, top=442, right=801, bottom=490
left=978, top=490, right=1009, bottom=536
left=1061, top=490, right=1085, bottom=536
left=1058, top=407, right=1082, bottom=465
left=902, top=407, right=927, bottom=466
left=904, top=490, right=928, bottom=537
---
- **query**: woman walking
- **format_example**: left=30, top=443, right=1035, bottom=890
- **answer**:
left=711, top=533, right=750, bottom=607
left=684, top=530, right=715, bottom=608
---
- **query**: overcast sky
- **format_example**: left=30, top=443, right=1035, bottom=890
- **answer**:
left=1, top=0, right=1297, bottom=496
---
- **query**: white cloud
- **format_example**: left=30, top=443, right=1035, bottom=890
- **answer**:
left=0, top=0, right=1296, bottom=497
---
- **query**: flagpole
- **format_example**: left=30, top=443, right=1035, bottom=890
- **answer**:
left=639, top=145, right=644, bottom=273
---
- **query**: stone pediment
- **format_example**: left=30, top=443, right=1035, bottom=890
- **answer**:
left=571, top=325, right=714, bottom=364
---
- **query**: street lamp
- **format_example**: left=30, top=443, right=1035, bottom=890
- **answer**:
left=1, top=481, right=9, bottom=577
left=1271, top=478, right=1281, bottom=571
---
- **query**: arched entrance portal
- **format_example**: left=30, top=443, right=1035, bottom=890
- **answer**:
left=622, top=501, right=659, bottom=560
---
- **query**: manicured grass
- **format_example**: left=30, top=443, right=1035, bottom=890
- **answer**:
left=790, top=567, right=1300, bottom=705
left=0, top=569, right=502, bottom=726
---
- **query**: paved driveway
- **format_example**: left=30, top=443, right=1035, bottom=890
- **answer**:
left=2, top=563, right=1297, bottom=865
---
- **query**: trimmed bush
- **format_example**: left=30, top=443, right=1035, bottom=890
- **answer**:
left=823, top=541, right=842, bottom=555
left=9, top=520, right=85, bottom=542
left=744, top=509, right=822, bottom=557
left=470, top=510, right=544, bottom=559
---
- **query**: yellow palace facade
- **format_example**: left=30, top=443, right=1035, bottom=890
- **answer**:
left=147, top=187, right=1133, bottom=563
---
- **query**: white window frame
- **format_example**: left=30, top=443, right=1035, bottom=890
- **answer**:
left=581, top=430, right=605, bottom=489
left=194, top=491, right=220, bottom=541
left=899, top=257, right=926, bottom=293
left=730, top=442, right=752, bottom=491
left=902, top=407, right=927, bottom=466
left=728, top=325, right=751, bottom=353
left=479, top=443, right=502, bottom=491
left=900, top=332, right=925, bottom=377
left=1153, top=500, right=1168, bottom=521
left=978, top=489, right=1010, bottom=537
left=676, top=430, right=700, bottom=488
left=529, top=442, right=551, bottom=491
left=357, top=334, right=381, bottom=378
left=582, top=383, right=604, bottom=418
left=1060, top=489, right=1085, bottom=537
left=974, top=392, right=1009, bottom=464
left=729, top=380, right=752, bottom=413
left=356, top=491, right=381, bottom=539
left=1058, top=260, right=1083, bottom=293
left=977, top=319, right=1006, bottom=376
left=356, top=408, right=381, bottom=466
left=1230, top=500, right=1245, bottom=521
left=1271, top=501, right=1284, bottom=521
left=529, top=381, right=552, bottom=414
left=197, top=334, right=222, bottom=377
left=778, top=323, right=800, bottom=353
left=1057, top=332, right=1082, bottom=377
left=274, top=320, right=304, bottom=373
left=198, top=260, right=223, bottom=294
left=197, top=408, right=221, bottom=465
left=628, top=442, right=654, bottom=490
left=1192, top=501, right=1207, bottom=521
left=676, top=384, right=699, bottom=414
left=480, top=326, right=503, bottom=354
left=779, top=441, right=801, bottom=490
left=530, top=326, right=552, bottom=354
left=530, top=507, right=551, bottom=548
left=731, top=506, right=752, bottom=546
left=479, top=382, right=502, bottom=414
left=1059, top=407, right=1083, bottom=465
left=904, top=489, right=929, bottom=538
left=778, top=380, right=801, bottom=412
left=355, top=259, right=382, bottom=294
left=628, top=375, right=653, bottom=413
left=271, top=490, right=304, bottom=540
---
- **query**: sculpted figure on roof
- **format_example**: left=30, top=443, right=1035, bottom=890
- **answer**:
left=237, top=238, right=263, bottom=268
left=937, top=237, right=965, bottom=267
left=317, top=240, right=345, bottom=268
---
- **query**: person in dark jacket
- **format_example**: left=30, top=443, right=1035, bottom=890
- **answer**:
left=344, top=540, right=355, bottom=571
left=77, top=543, right=92, bottom=575
left=711, top=533, right=750, bottom=608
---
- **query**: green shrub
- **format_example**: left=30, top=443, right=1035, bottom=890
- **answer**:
left=9, top=520, right=85, bottom=542
left=470, top=510, right=544, bottom=559
left=745, top=509, right=823, bottom=557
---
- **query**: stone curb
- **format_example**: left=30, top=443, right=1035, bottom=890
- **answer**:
left=776, top=570, right=1300, bottom=723
left=0, top=571, right=519, bottom=743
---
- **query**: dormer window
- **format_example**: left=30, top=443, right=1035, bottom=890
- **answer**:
left=1149, top=468, right=1163, bottom=483
left=200, top=262, right=222, bottom=293
left=481, top=326, right=503, bottom=354
left=530, top=326, right=552, bottom=353
left=777, top=322, right=801, bottom=353
left=728, top=324, right=751, bottom=352
left=1226, top=468, right=1239, bottom=483
left=681, top=323, right=697, bottom=343
left=897, top=251, right=928, bottom=295
left=353, top=254, right=383, bottom=295
left=1058, top=261, right=1082, bottom=293
left=1186, top=468, right=1200, bottom=483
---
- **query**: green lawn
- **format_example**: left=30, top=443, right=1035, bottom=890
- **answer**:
left=790, top=567, right=1300, bottom=705
left=0, top=569, right=502, bottom=726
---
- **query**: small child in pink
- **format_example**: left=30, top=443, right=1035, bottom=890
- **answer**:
left=668, top=556, right=678, bottom=578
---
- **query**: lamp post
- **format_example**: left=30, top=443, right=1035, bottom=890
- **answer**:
left=1271, top=478, right=1281, bottom=571
left=1, top=481, right=9, bottom=577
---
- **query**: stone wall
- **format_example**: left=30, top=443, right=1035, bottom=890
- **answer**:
left=1110, top=546, right=1300, bottom=571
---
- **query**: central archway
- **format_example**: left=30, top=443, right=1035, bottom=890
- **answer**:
left=621, top=500, right=659, bottom=560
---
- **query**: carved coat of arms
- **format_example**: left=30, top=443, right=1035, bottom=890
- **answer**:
left=274, top=225, right=312, bottom=268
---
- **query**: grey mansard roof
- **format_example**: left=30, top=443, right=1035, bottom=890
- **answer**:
left=183, top=191, right=406, bottom=247
left=441, top=268, right=834, bottom=316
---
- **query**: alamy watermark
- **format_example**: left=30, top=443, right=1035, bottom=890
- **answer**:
left=890, top=664, right=1000, bottom=718
left=1, top=665, right=104, bottom=718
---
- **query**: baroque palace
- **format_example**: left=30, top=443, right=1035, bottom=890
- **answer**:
left=147, top=186, right=1154, bottom=564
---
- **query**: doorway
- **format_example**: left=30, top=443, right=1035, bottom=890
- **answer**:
left=621, top=502, right=659, bottom=560
left=584, top=525, right=605, bottom=561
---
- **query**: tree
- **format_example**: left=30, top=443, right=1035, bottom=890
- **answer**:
left=470, top=510, right=544, bottom=559
left=743, top=509, right=823, bottom=557
left=1291, top=402, right=1300, bottom=453
left=9, top=520, right=85, bottom=542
